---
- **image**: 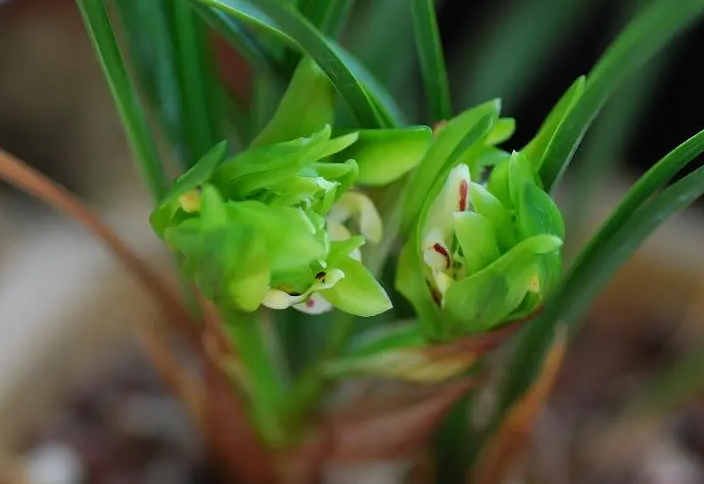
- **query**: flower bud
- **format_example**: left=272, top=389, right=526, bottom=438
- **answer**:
left=396, top=105, right=565, bottom=337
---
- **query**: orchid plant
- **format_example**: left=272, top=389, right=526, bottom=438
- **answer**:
left=65, top=0, right=704, bottom=482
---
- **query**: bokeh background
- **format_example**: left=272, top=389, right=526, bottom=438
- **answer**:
left=1, top=0, right=704, bottom=483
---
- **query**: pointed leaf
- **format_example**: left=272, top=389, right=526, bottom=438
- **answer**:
left=487, top=157, right=511, bottom=208
left=214, top=126, right=331, bottom=197
left=226, top=229, right=271, bottom=312
left=508, top=151, right=539, bottom=207
left=522, top=76, right=585, bottom=170
left=344, top=323, right=425, bottom=357
left=333, top=126, right=433, bottom=185
left=402, top=99, right=501, bottom=233
left=468, top=182, right=516, bottom=251
left=444, top=235, right=563, bottom=331
left=150, top=141, right=228, bottom=237
left=395, top=238, right=443, bottom=339
left=164, top=140, right=229, bottom=203
left=454, top=211, right=501, bottom=274
left=487, top=118, right=516, bottom=146
left=411, top=0, right=451, bottom=122
left=517, top=183, right=565, bottom=239
left=251, top=57, right=336, bottom=148
left=321, top=256, right=392, bottom=317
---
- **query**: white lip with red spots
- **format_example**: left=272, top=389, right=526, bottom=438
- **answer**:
left=421, top=164, right=472, bottom=307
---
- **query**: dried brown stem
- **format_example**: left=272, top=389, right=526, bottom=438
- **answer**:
left=0, top=147, right=197, bottom=339
left=0, top=147, right=278, bottom=484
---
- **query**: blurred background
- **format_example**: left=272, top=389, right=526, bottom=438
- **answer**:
left=1, top=0, right=704, bottom=483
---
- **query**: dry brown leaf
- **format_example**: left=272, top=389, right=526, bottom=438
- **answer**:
left=0, top=147, right=197, bottom=339
left=472, top=325, right=567, bottom=484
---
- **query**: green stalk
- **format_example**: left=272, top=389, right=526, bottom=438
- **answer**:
left=221, top=307, right=288, bottom=446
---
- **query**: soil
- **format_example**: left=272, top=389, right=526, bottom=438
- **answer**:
left=17, top=349, right=229, bottom=484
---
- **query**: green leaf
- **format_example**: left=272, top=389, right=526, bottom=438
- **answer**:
left=468, top=182, right=516, bottom=251
left=226, top=201, right=326, bottom=271
left=251, top=57, right=336, bottom=148
left=486, top=157, right=511, bottom=208
left=198, top=0, right=383, bottom=127
left=167, top=141, right=228, bottom=203
left=395, top=236, right=442, bottom=339
left=522, top=76, right=585, bottom=170
left=312, top=159, right=359, bottom=198
left=320, top=256, right=392, bottom=317
left=487, top=118, right=516, bottom=146
left=214, top=126, right=331, bottom=197
left=342, top=323, right=425, bottom=357
left=226, top=229, right=271, bottom=312
left=497, top=128, right=704, bottom=429
left=114, top=0, right=224, bottom=169
left=149, top=141, right=228, bottom=237
left=508, top=151, right=539, bottom=207
left=192, top=4, right=290, bottom=87
left=517, top=183, right=565, bottom=239
left=411, top=0, right=452, bottom=122
left=333, top=126, right=433, bottom=185
left=199, top=184, right=229, bottom=229
left=476, top=148, right=511, bottom=169
left=454, top=211, right=501, bottom=274
left=299, top=0, right=355, bottom=37
left=443, top=235, right=563, bottom=332
left=401, top=99, right=501, bottom=234
left=327, top=235, right=366, bottom=266
left=195, top=0, right=405, bottom=127
left=75, top=0, right=168, bottom=201
left=538, top=0, right=704, bottom=191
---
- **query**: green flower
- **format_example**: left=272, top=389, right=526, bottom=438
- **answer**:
left=396, top=102, right=565, bottom=337
left=153, top=127, right=392, bottom=317
left=149, top=56, right=433, bottom=319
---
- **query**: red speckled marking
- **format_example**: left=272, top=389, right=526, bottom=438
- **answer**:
left=433, top=243, right=451, bottom=270
left=306, top=299, right=315, bottom=308
left=459, top=180, right=469, bottom=211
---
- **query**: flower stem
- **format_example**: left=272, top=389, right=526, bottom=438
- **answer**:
left=221, top=306, right=288, bottom=446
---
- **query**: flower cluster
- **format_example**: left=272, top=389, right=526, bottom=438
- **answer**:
left=397, top=100, right=564, bottom=339
left=150, top=58, right=431, bottom=317
left=151, top=124, right=397, bottom=316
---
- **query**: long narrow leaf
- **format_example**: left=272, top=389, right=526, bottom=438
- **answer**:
left=497, top=128, right=704, bottom=422
left=195, top=0, right=403, bottom=127
left=538, top=0, right=704, bottom=192
left=565, top=0, right=675, bottom=244
left=114, top=0, right=225, bottom=168
left=299, top=0, right=355, bottom=37
left=75, top=0, right=167, bottom=200
left=411, top=0, right=452, bottom=122
left=193, top=4, right=290, bottom=84
left=198, top=0, right=379, bottom=127
left=346, top=0, right=418, bottom=119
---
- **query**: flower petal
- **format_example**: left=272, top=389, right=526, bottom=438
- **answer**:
left=320, top=257, right=392, bottom=317
left=328, top=192, right=383, bottom=243
left=293, top=293, right=333, bottom=315
left=422, top=164, right=471, bottom=240
left=422, top=229, right=452, bottom=272
left=262, top=289, right=306, bottom=309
